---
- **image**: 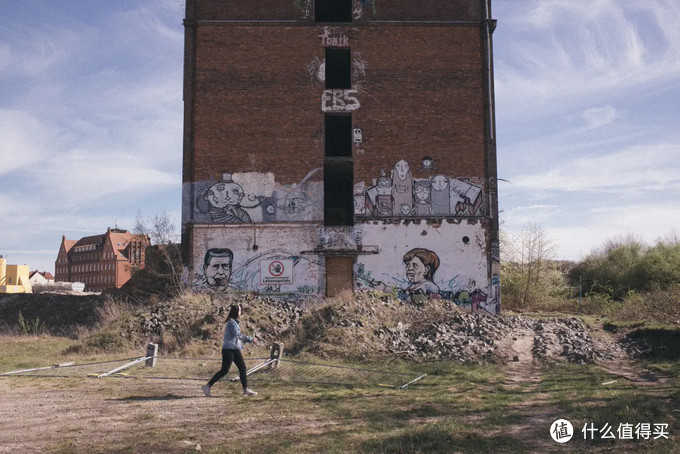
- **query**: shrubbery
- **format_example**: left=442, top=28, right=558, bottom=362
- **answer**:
left=567, top=236, right=680, bottom=300
left=501, top=227, right=680, bottom=322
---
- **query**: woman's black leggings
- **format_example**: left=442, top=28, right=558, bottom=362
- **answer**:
left=208, top=349, right=248, bottom=388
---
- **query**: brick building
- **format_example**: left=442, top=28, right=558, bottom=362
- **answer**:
left=55, top=228, right=150, bottom=292
left=182, top=0, right=500, bottom=313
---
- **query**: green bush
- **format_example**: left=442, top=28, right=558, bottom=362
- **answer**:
left=568, top=237, right=680, bottom=300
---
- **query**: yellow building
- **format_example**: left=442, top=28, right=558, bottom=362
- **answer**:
left=0, top=256, right=32, bottom=294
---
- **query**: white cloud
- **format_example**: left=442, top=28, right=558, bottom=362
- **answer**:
left=495, top=0, right=680, bottom=116
left=547, top=203, right=680, bottom=260
left=510, top=143, right=680, bottom=193
left=582, top=106, right=619, bottom=129
left=32, top=149, right=180, bottom=208
left=0, top=110, right=51, bottom=174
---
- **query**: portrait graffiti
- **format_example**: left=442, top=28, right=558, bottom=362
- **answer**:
left=193, top=248, right=234, bottom=292
left=402, top=248, right=440, bottom=298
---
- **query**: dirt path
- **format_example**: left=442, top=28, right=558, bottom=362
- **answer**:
left=0, top=377, right=339, bottom=453
left=590, top=325, right=671, bottom=386
left=498, top=327, right=564, bottom=453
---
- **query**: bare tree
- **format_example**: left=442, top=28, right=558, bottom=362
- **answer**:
left=133, top=211, right=184, bottom=295
left=501, top=223, right=561, bottom=309
left=134, top=210, right=179, bottom=245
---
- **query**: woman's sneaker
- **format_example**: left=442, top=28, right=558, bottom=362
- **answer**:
left=242, top=388, right=258, bottom=397
left=201, top=385, right=211, bottom=397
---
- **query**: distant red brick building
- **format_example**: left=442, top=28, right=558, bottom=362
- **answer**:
left=55, top=228, right=150, bottom=292
left=182, top=0, right=500, bottom=312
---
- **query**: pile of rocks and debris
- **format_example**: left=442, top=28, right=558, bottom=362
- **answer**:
left=101, top=291, right=620, bottom=364
left=282, top=293, right=620, bottom=364
left=134, top=293, right=304, bottom=348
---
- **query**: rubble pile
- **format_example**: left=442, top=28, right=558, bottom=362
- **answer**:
left=130, top=292, right=618, bottom=363
left=136, top=294, right=304, bottom=346
left=286, top=294, right=617, bottom=364
left=532, top=318, right=614, bottom=364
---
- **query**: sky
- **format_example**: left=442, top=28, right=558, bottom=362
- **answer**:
left=1, top=0, right=679, bottom=273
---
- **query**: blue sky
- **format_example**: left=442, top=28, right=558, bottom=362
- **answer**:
left=1, top=0, right=679, bottom=273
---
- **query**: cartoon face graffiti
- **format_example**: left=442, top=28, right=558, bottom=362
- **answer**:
left=431, top=175, right=449, bottom=191
left=414, top=182, right=431, bottom=202
left=403, top=248, right=440, bottom=295
left=420, top=156, right=437, bottom=171
left=376, top=175, right=392, bottom=195
left=206, top=180, right=245, bottom=209
left=198, top=173, right=252, bottom=224
left=393, top=159, right=410, bottom=181
left=199, top=248, right=233, bottom=291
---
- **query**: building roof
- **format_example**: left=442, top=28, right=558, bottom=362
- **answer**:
left=62, top=239, right=77, bottom=253
left=61, top=229, right=149, bottom=260
left=29, top=270, right=54, bottom=280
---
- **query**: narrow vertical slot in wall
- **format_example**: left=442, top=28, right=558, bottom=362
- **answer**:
left=324, top=115, right=352, bottom=157
left=324, top=160, right=354, bottom=226
left=325, top=48, right=351, bottom=89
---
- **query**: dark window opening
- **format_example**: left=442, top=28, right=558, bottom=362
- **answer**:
left=325, top=115, right=352, bottom=157
left=324, top=161, right=354, bottom=226
left=315, top=0, right=352, bottom=23
left=325, top=48, right=351, bottom=89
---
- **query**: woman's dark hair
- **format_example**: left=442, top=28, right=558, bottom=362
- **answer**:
left=227, top=304, right=241, bottom=320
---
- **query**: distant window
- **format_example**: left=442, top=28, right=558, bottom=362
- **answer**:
left=315, top=0, right=352, bottom=23
left=325, top=48, right=351, bottom=89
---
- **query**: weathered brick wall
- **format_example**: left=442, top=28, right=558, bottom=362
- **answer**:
left=184, top=24, right=486, bottom=185
left=182, top=0, right=499, bottom=312
left=186, top=0, right=485, bottom=23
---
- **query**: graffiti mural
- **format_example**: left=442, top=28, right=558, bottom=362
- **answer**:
left=294, top=0, right=312, bottom=19
left=355, top=160, right=485, bottom=219
left=194, top=245, right=322, bottom=295
left=353, top=0, right=377, bottom=20
left=356, top=246, right=496, bottom=312
left=355, top=223, right=498, bottom=314
left=419, top=156, right=438, bottom=172
left=191, top=170, right=323, bottom=224
left=355, top=248, right=440, bottom=301
left=196, top=173, right=252, bottom=223
left=364, top=170, right=393, bottom=216
left=193, top=248, right=234, bottom=292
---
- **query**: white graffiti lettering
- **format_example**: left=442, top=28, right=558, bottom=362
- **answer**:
left=319, top=27, right=350, bottom=47
left=321, top=89, right=360, bottom=112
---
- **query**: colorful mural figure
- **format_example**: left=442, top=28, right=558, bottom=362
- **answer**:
left=355, top=248, right=440, bottom=302
left=189, top=169, right=323, bottom=224
left=391, top=160, right=413, bottom=216
left=430, top=174, right=451, bottom=215
left=197, top=173, right=252, bottom=223
left=354, top=159, right=485, bottom=219
left=413, top=180, right=433, bottom=216
left=419, top=156, right=438, bottom=172
left=450, top=178, right=483, bottom=216
left=365, top=170, right=393, bottom=217
left=193, top=248, right=233, bottom=292
left=402, top=248, right=440, bottom=298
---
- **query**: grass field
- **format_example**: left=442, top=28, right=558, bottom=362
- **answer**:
left=1, top=335, right=678, bottom=453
